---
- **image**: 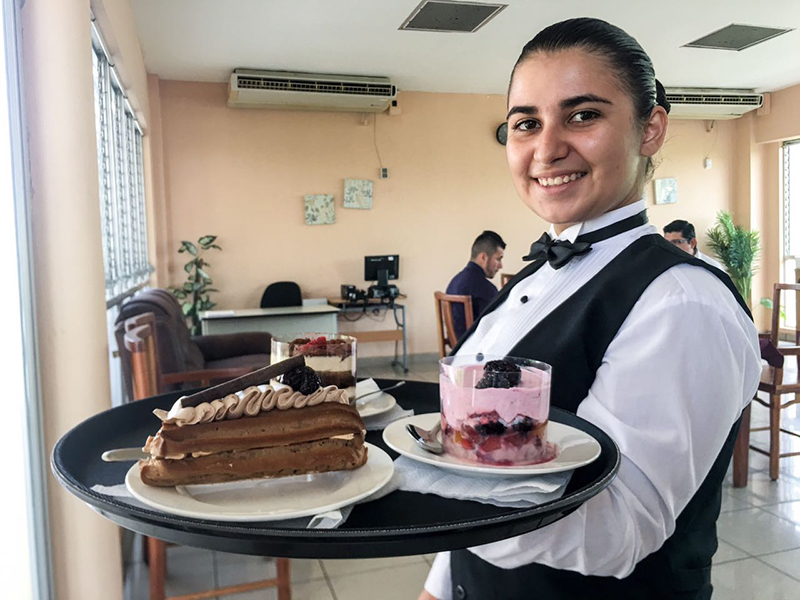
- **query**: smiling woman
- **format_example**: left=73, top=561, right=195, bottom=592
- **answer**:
left=504, top=30, right=670, bottom=233
left=419, top=17, right=761, bottom=600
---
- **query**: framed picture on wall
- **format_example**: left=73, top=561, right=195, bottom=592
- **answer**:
left=654, top=177, right=678, bottom=205
left=304, top=194, right=335, bottom=225
left=343, top=178, right=373, bottom=209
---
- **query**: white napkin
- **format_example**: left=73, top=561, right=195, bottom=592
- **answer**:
left=91, top=474, right=401, bottom=529
left=356, top=379, right=414, bottom=431
left=392, top=457, right=572, bottom=508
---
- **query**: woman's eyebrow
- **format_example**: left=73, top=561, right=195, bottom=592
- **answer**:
left=507, top=94, right=613, bottom=120
left=506, top=105, right=537, bottom=120
left=560, top=94, right=613, bottom=109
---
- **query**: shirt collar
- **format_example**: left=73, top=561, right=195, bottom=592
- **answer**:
left=467, top=261, right=486, bottom=277
left=549, top=199, right=647, bottom=242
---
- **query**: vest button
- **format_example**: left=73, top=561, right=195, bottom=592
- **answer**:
left=520, top=295, right=528, bottom=303
left=455, top=584, right=467, bottom=599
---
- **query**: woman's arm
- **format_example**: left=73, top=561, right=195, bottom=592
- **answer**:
left=468, top=267, right=761, bottom=575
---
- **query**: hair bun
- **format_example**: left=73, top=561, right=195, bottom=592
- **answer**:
left=655, top=79, right=671, bottom=114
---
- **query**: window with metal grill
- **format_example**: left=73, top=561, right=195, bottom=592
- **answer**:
left=91, top=22, right=152, bottom=306
left=781, top=139, right=800, bottom=327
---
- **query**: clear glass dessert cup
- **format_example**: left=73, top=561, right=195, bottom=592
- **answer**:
left=439, top=354, right=554, bottom=466
left=271, top=333, right=357, bottom=402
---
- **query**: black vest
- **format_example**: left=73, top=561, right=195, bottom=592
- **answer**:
left=450, top=234, right=749, bottom=600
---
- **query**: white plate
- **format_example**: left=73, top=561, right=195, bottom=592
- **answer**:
left=383, top=413, right=601, bottom=477
left=356, top=392, right=397, bottom=418
left=125, top=443, right=393, bottom=522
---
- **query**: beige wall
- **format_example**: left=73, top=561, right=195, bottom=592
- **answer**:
left=154, top=80, right=741, bottom=355
left=21, top=1, right=124, bottom=599
left=754, top=84, right=800, bottom=145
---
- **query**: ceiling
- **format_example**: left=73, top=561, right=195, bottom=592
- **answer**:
left=131, top=0, right=800, bottom=95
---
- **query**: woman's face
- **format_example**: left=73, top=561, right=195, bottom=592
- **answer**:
left=506, top=49, right=666, bottom=232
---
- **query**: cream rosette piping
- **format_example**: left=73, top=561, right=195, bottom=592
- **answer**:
left=152, top=384, right=349, bottom=427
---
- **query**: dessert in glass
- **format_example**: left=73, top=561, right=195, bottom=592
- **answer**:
left=439, top=355, right=554, bottom=466
left=271, top=334, right=357, bottom=402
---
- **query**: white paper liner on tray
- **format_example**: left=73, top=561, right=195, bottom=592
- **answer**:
left=393, top=457, right=572, bottom=508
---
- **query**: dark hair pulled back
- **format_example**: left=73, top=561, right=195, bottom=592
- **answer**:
left=511, top=18, right=670, bottom=178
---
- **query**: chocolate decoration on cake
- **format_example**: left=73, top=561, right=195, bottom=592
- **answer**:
left=177, top=355, right=305, bottom=408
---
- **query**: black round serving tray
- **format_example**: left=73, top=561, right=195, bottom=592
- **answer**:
left=51, top=380, right=619, bottom=558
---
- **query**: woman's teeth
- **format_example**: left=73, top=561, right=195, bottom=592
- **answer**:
left=537, top=172, right=585, bottom=187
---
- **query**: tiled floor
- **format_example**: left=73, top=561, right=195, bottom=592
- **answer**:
left=125, top=355, right=800, bottom=599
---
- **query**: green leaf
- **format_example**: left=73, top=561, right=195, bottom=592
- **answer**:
left=181, top=302, right=193, bottom=316
left=209, top=245, right=222, bottom=250
left=197, top=268, right=211, bottom=281
left=198, top=235, right=217, bottom=247
left=183, top=282, right=194, bottom=291
left=184, top=262, right=194, bottom=273
left=174, top=290, right=187, bottom=299
left=180, top=241, right=198, bottom=256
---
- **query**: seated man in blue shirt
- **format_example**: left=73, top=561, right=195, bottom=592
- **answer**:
left=446, top=230, right=506, bottom=340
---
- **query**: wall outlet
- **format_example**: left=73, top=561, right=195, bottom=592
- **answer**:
left=704, top=157, right=712, bottom=170
left=380, top=167, right=389, bottom=179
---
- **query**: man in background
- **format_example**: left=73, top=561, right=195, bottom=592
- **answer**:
left=446, top=230, right=505, bottom=340
left=663, top=220, right=724, bottom=270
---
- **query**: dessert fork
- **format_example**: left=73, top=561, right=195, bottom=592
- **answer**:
left=406, top=421, right=443, bottom=454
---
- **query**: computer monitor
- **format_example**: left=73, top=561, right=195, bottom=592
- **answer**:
left=364, top=255, right=399, bottom=287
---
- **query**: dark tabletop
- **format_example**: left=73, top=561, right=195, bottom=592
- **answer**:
left=51, top=379, right=619, bottom=558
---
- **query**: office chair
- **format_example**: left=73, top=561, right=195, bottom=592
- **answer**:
left=260, top=282, right=302, bottom=308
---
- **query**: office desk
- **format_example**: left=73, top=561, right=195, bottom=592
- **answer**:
left=328, top=298, right=408, bottom=372
left=199, top=305, right=340, bottom=337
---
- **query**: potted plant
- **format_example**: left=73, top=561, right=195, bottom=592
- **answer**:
left=169, top=235, right=221, bottom=335
left=706, top=211, right=760, bottom=307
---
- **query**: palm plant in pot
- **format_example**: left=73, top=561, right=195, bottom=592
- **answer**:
left=706, top=211, right=760, bottom=307
left=169, top=235, right=221, bottom=335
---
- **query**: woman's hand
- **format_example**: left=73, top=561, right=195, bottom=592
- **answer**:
left=417, top=590, right=439, bottom=600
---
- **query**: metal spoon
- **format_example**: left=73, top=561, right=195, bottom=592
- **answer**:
left=406, top=420, right=444, bottom=454
left=356, top=381, right=406, bottom=401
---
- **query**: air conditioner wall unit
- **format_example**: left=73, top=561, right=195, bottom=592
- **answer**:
left=228, top=69, right=397, bottom=113
left=665, top=88, right=763, bottom=120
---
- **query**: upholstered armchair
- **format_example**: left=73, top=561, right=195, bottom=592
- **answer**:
left=114, top=288, right=272, bottom=401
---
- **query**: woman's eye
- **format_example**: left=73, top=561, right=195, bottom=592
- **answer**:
left=570, top=110, right=599, bottom=123
left=513, top=119, right=539, bottom=131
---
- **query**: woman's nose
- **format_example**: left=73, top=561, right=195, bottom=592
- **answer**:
left=534, top=125, right=569, bottom=165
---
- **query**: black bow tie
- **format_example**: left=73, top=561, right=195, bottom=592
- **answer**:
left=523, top=234, right=591, bottom=269
left=523, top=209, right=650, bottom=269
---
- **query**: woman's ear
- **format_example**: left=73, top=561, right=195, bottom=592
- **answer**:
left=641, top=106, right=668, bottom=159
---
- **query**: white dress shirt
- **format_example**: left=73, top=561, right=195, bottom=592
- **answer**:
left=424, top=200, right=761, bottom=600
left=696, top=249, right=725, bottom=271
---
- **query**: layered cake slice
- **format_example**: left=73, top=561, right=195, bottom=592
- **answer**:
left=139, top=364, right=367, bottom=487
left=273, top=335, right=357, bottom=402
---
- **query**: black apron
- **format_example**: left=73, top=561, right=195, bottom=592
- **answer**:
left=449, top=233, right=750, bottom=600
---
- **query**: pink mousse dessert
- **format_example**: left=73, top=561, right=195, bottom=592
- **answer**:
left=440, top=357, right=554, bottom=466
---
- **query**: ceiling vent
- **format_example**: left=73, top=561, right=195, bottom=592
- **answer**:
left=683, top=24, right=793, bottom=51
left=665, top=88, right=763, bottom=120
left=400, top=0, right=507, bottom=33
left=228, top=69, right=396, bottom=113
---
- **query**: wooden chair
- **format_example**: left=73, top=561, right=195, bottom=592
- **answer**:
left=434, top=292, right=473, bottom=358
left=738, top=283, right=800, bottom=482
left=124, top=320, right=291, bottom=600
left=500, top=273, right=515, bottom=287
